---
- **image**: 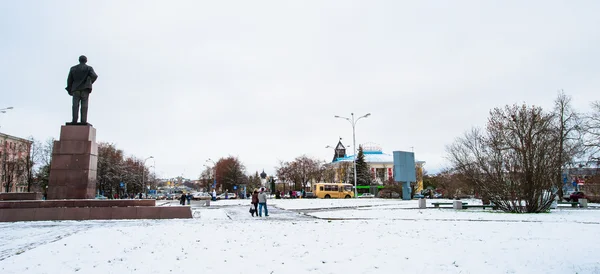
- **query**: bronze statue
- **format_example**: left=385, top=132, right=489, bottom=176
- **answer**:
left=66, top=55, right=98, bottom=125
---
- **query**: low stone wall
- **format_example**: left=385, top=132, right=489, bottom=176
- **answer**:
left=0, top=192, right=43, bottom=201
left=0, top=199, right=156, bottom=209
left=0, top=206, right=192, bottom=222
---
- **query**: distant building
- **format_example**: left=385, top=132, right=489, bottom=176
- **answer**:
left=0, top=132, right=32, bottom=193
left=329, top=141, right=425, bottom=191
left=332, top=142, right=395, bottom=184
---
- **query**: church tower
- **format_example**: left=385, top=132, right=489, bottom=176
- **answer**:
left=332, top=138, right=347, bottom=162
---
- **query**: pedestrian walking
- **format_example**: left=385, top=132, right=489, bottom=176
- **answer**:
left=258, top=188, right=269, bottom=217
left=180, top=193, right=186, bottom=205
left=186, top=193, right=192, bottom=205
left=250, top=189, right=259, bottom=217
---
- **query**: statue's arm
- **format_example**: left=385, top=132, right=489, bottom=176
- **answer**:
left=89, top=67, right=98, bottom=84
left=66, top=69, right=73, bottom=93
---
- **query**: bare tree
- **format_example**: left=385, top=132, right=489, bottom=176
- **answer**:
left=34, top=138, right=54, bottom=195
left=97, top=143, right=125, bottom=198
left=275, top=155, right=321, bottom=191
left=198, top=165, right=214, bottom=191
left=553, top=91, right=584, bottom=198
left=447, top=104, right=561, bottom=213
left=320, top=163, right=337, bottom=184
left=2, top=150, right=26, bottom=193
left=583, top=101, right=600, bottom=161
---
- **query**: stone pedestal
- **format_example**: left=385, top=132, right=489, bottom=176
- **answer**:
left=0, top=192, right=43, bottom=200
left=579, top=199, right=588, bottom=208
left=418, top=198, right=427, bottom=209
left=47, top=125, right=98, bottom=200
left=453, top=200, right=464, bottom=209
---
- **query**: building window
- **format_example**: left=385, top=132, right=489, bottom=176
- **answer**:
left=376, top=168, right=386, bottom=181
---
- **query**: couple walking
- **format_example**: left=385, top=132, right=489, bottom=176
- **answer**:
left=250, top=188, right=269, bottom=217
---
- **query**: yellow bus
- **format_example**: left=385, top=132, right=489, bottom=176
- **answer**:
left=313, top=183, right=354, bottom=199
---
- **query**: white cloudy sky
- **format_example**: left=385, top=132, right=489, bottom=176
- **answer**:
left=1, top=1, right=599, bottom=179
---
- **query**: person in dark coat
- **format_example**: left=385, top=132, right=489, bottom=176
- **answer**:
left=251, top=189, right=259, bottom=217
left=180, top=194, right=186, bottom=205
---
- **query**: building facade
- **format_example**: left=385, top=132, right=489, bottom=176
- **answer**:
left=0, top=133, right=32, bottom=193
left=330, top=141, right=425, bottom=191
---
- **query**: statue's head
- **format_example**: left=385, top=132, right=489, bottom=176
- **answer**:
left=79, top=55, right=87, bottom=64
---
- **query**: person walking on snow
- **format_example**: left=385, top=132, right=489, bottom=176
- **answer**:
left=251, top=189, right=259, bottom=217
left=179, top=193, right=186, bottom=205
left=258, top=188, right=269, bottom=217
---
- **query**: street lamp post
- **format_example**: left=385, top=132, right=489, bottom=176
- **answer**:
left=335, top=113, right=371, bottom=198
left=142, top=156, right=154, bottom=198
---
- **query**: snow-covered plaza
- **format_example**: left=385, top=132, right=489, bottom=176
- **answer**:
left=1, top=198, right=599, bottom=274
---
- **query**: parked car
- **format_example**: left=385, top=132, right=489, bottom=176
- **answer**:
left=217, top=193, right=237, bottom=200
left=193, top=192, right=211, bottom=200
left=359, top=193, right=375, bottom=198
left=378, top=190, right=400, bottom=198
left=304, top=192, right=317, bottom=199
left=567, top=191, right=587, bottom=202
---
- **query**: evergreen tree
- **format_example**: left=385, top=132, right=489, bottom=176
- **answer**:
left=355, top=146, right=371, bottom=186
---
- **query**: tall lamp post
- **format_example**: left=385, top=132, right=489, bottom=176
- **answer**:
left=335, top=113, right=371, bottom=198
left=142, top=156, right=154, bottom=198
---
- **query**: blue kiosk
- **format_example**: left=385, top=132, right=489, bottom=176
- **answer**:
left=393, top=151, right=417, bottom=200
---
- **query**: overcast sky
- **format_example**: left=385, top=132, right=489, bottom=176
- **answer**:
left=1, top=1, right=599, bottom=179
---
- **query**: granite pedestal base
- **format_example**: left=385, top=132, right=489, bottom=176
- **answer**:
left=47, top=125, right=98, bottom=200
left=0, top=192, right=43, bottom=201
left=0, top=199, right=192, bottom=222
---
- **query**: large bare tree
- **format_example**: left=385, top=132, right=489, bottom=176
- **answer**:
left=584, top=101, right=600, bottom=162
left=447, top=104, right=561, bottom=213
left=553, top=91, right=584, bottom=198
left=275, top=156, right=322, bottom=191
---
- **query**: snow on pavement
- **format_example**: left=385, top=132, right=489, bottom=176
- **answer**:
left=1, top=199, right=599, bottom=274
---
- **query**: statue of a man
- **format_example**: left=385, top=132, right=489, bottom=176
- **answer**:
left=65, top=55, right=98, bottom=124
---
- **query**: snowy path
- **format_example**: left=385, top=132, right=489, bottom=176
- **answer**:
left=1, top=199, right=600, bottom=274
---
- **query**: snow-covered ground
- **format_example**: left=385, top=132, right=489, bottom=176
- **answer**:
left=1, top=198, right=599, bottom=274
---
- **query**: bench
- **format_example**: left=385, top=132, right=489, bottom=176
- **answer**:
left=432, top=202, right=467, bottom=208
left=463, top=204, right=498, bottom=210
left=558, top=201, right=579, bottom=208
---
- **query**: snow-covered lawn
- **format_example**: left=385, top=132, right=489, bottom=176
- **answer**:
left=1, top=199, right=599, bottom=274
